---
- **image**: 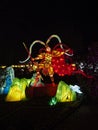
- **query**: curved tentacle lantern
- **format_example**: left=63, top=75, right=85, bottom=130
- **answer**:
left=19, top=34, right=93, bottom=85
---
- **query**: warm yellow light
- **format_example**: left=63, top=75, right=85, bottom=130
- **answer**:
left=72, top=64, right=76, bottom=66
left=0, top=66, right=6, bottom=68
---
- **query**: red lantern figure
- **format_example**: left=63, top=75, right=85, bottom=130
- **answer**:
left=19, top=34, right=93, bottom=85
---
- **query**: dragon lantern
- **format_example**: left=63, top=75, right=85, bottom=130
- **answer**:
left=19, top=34, right=93, bottom=85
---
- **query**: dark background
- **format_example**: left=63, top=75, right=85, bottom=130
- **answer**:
left=0, top=1, right=98, bottom=65
left=0, top=2, right=98, bottom=130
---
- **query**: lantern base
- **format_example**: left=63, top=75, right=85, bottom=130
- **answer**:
left=26, top=83, right=58, bottom=98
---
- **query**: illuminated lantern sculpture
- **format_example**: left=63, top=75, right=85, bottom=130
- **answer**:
left=55, top=81, right=77, bottom=102
left=5, top=77, right=36, bottom=102
left=19, top=34, right=75, bottom=84
left=0, top=66, right=15, bottom=95
left=5, top=78, right=28, bottom=101
left=49, top=81, right=82, bottom=106
left=19, top=34, right=93, bottom=86
left=5, top=73, right=44, bottom=101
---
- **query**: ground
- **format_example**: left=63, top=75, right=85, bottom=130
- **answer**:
left=0, top=95, right=98, bottom=130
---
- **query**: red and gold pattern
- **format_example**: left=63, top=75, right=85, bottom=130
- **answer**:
left=19, top=34, right=93, bottom=84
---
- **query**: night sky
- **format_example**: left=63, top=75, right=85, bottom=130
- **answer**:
left=0, top=1, right=98, bottom=65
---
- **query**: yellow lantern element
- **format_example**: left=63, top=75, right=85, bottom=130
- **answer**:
left=55, top=81, right=76, bottom=102
left=5, top=78, right=28, bottom=102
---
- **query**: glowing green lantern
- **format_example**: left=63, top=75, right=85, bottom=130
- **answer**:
left=55, top=81, right=76, bottom=102
left=49, top=81, right=77, bottom=105
left=5, top=78, right=28, bottom=102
